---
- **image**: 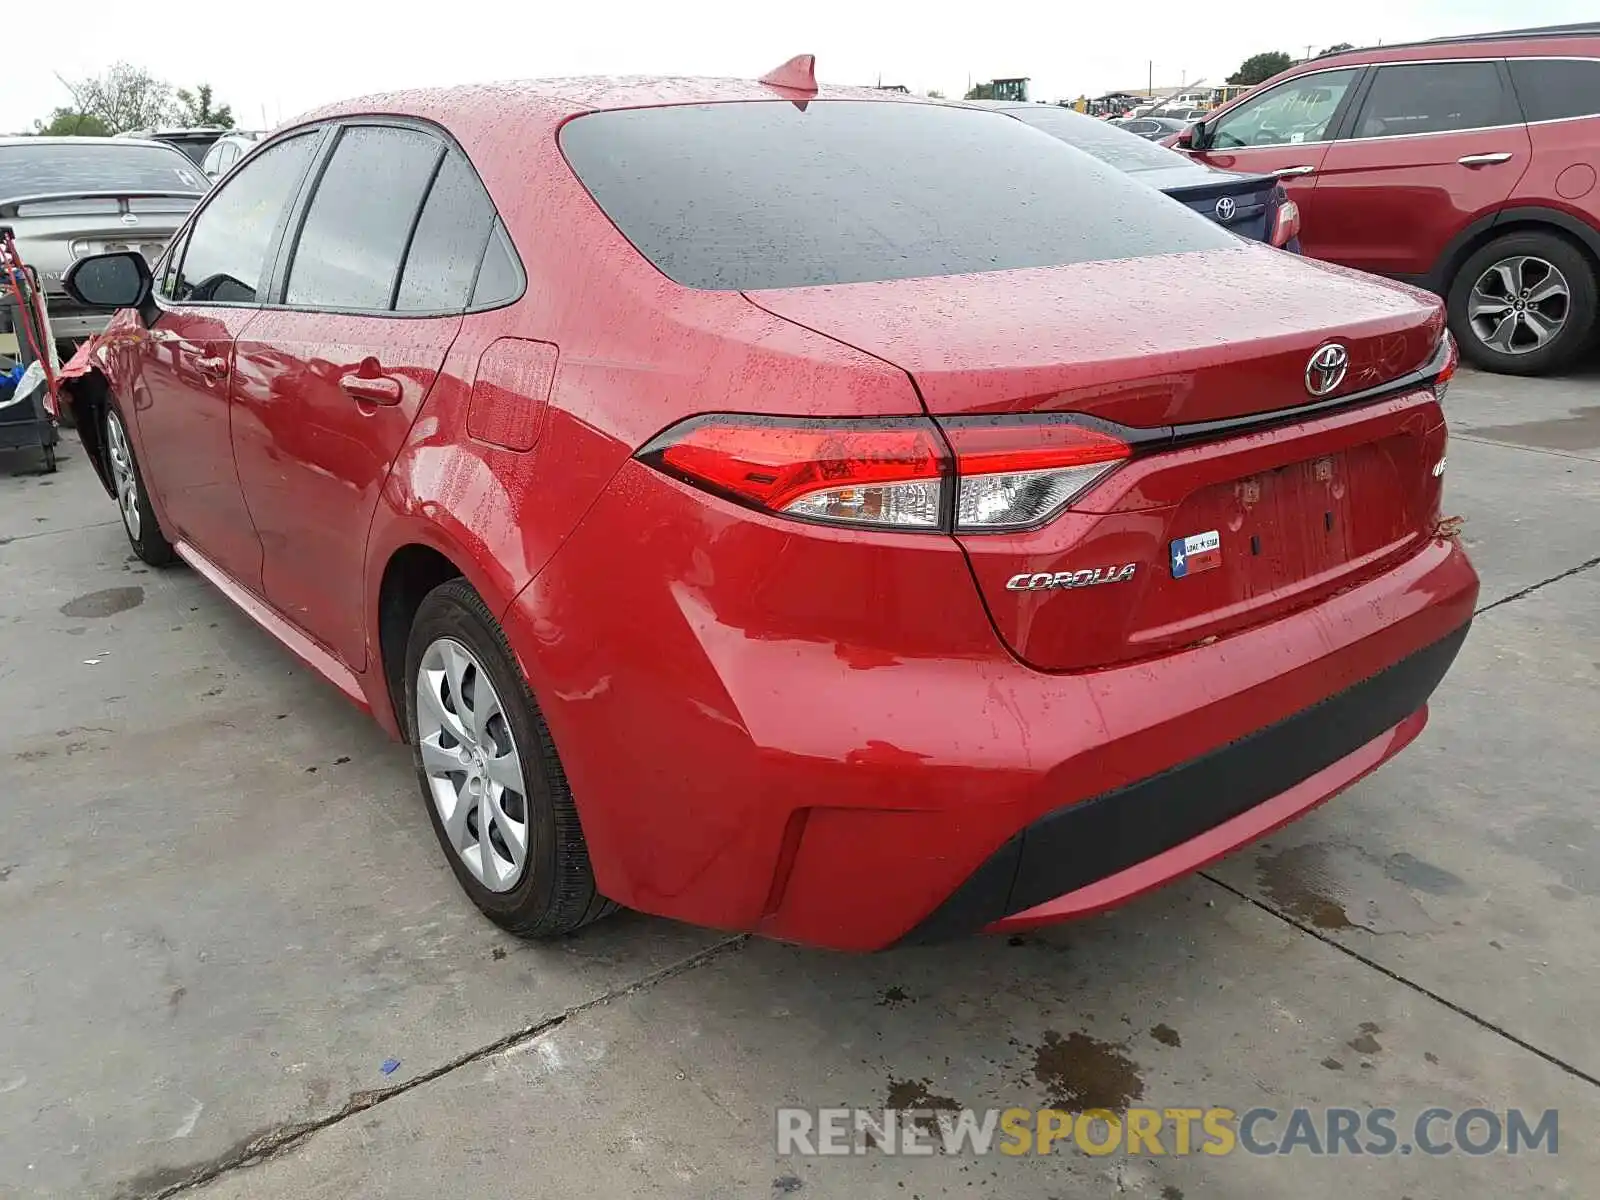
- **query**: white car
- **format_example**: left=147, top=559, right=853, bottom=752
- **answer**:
left=199, top=131, right=265, bottom=181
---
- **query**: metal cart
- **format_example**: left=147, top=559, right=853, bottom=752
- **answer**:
left=0, top=227, right=60, bottom=473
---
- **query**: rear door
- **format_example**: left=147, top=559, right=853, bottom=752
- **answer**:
left=232, top=124, right=497, bottom=667
left=1312, top=60, right=1530, bottom=277
left=1186, top=67, right=1365, bottom=237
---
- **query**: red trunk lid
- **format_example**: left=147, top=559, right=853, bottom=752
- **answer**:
left=746, top=246, right=1449, bottom=671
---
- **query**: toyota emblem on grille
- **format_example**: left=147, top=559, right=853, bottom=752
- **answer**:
left=1213, top=196, right=1237, bottom=221
left=1305, top=343, right=1349, bottom=397
left=120, top=212, right=139, bottom=226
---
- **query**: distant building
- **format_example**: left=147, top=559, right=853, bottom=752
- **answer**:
left=991, top=77, right=1029, bottom=102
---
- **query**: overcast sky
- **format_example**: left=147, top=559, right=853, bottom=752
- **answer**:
left=4, top=0, right=1592, bottom=133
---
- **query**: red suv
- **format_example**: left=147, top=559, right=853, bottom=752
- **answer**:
left=59, top=68, right=1477, bottom=951
left=1174, top=23, right=1600, bottom=375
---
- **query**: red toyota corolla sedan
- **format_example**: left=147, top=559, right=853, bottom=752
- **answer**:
left=60, top=63, right=1478, bottom=951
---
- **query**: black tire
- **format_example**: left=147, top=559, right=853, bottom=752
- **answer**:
left=404, top=578, right=616, bottom=937
left=1448, top=230, right=1598, bottom=376
left=103, top=403, right=177, bottom=566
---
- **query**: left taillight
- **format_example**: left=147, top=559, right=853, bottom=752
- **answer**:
left=640, top=416, right=947, bottom=529
left=637, top=414, right=1130, bottom=533
left=1270, top=198, right=1301, bottom=248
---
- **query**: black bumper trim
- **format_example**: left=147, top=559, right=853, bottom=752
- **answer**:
left=900, top=622, right=1471, bottom=944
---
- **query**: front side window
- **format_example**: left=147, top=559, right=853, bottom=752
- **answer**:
left=1209, top=69, right=1361, bottom=149
left=560, top=100, right=1234, bottom=291
left=1352, top=62, right=1518, bottom=139
left=170, top=132, right=319, bottom=304
left=285, top=125, right=441, bottom=310
left=1509, top=58, right=1600, bottom=122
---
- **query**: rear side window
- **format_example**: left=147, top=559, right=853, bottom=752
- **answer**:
left=1509, top=58, right=1600, bottom=122
left=1352, top=62, right=1519, bottom=139
left=396, top=151, right=497, bottom=311
left=470, top=221, right=522, bottom=307
left=171, top=133, right=318, bottom=304
left=286, top=125, right=441, bottom=310
left=560, top=101, right=1234, bottom=290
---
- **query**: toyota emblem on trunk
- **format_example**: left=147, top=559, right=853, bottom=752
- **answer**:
left=1305, top=343, right=1349, bottom=396
left=1214, top=196, right=1237, bottom=221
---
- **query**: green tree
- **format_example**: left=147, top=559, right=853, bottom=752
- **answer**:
left=925, top=88, right=945, bottom=100
left=32, top=107, right=111, bottom=136
left=964, top=81, right=996, bottom=100
left=54, top=62, right=174, bottom=133
left=1318, top=42, right=1355, bottom=57
left=1227, top=52, right=1293, bottom=86
left=174, top=83, right=235, bottom=128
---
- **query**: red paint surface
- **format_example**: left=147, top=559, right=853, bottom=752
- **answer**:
left=1177, top=31, right=1600, bottom=278
left=88, top=77, right=1481, bottom=949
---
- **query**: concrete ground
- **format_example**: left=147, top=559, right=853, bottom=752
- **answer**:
left=0, top=358, right=1596, bottom=1198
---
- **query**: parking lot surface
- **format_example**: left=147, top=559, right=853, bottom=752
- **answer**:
left=1, top=360, right=1596, bottom=1198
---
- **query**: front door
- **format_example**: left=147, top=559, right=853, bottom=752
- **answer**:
left=1185, top=67, right=1366, bottom=258
left=231, top=126, right=505, bottom=667
left=132, top=131, right=323, bottom=590
left=1310, top=60, right=1530, bottom=278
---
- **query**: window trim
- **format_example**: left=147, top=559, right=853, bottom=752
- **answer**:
left=153, top=126, right=331, bottom=314
left=1343, top=58, right=1523, bottom=143
left=266, top=114, right=527, bottom=320
left=1506, top=55, right=1600, bottom=126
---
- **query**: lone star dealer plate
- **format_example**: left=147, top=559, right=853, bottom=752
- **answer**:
left=1170, top=530, right=1221, bottom=578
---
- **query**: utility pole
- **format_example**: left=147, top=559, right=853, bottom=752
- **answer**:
left=1148, top=59, right=1153, bottom=98
left=1305, top=43, right=1314, bottom=60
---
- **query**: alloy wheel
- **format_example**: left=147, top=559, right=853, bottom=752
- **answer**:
left=1466, top=255, right=1571, bottom=356
left=105, top=411, right=141, bottom=541
left=415, top=637, right=530, bottom=893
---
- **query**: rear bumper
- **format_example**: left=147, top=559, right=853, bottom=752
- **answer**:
left=505, top=453, right=1479, bottom=951
left=904, top=624, right=1466, bottom=942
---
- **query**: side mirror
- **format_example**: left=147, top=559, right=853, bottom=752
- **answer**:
left=62, top=251, right=152, bottom=310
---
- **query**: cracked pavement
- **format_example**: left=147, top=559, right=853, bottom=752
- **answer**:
left=1, top=356, right=1596, bottom=1198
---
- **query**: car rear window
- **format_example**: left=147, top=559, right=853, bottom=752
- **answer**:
left=560, top=100, right=1234, bottom=290
left=1005, top=106, right=1193, bottom=174
left=0, top=143, right=205, bottom=197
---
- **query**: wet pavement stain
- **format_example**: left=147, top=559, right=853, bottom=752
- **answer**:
left=772, top=1175, right=805, bottom=1194
left=1031, top=1031, right=1145, bottom=1110
left=1348, top=1022, right=1383, bottom=1055
left=1150, top=1023, right=1181, bottom=1048
left=1161, top=1188, right=1185, bottom=1200
left=60, top=585, right=144, bottom=618
left=876, top=986, right=912, bottom=1009
left=1255, top=843, right=1443, bottom=934
left=1321, top=1057, right=1345, bottom=1071
left=1463, top=405, right=1600, bottom=452
left=884, top=1078, right=960, bottom=1131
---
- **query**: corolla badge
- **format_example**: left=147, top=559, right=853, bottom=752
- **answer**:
left=1006, top=564, right=1137, bottom=591
left=1305, top=343, right=1349, bottom=397
left=1214, top=196, right=1237, bottom=221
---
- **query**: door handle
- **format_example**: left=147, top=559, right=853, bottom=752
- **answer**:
left=1458, top=152, right=1514, bottom=166
left=1274, top=165, right=1316, bottom=178
left=195, top=355, right=229, bottom=380
left=339, top=373, right=402, bottom=406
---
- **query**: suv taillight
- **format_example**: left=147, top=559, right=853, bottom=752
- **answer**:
left=638, top=415, right=1129, bottom=532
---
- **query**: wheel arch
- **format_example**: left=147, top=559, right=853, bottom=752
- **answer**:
left=1428, top=206, right=1600, bottom=295
left=375, top=542, right=468, bottom=741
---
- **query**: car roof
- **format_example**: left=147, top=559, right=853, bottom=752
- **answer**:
left=1286, top=21, right=1598, bottom=73
left=295, top=74, right=934, bottom=138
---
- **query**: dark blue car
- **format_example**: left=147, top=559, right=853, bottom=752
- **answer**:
left=978, top=103, right=1302, bottom=252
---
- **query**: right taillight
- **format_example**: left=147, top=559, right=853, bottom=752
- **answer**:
left=637, top=414, right=1129, bottom=533
left=1433, top=331, right=1459, bottom=400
